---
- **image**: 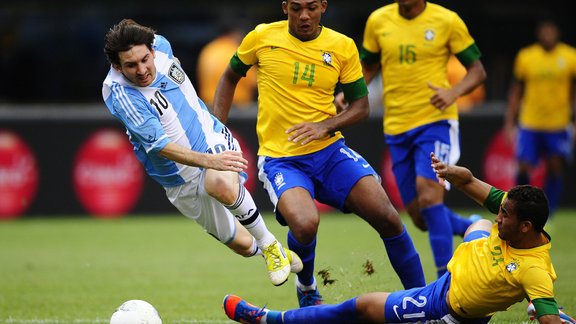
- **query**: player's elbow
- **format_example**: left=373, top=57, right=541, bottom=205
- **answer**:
left=356, top=97, right=370, bottom=121
left=470, top=60, right=487, bottom=83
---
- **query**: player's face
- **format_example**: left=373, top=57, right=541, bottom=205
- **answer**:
left=114, top=44, right=156, bottom=87
left=537, top=23, right=559, bottom=50
left=395, top=0, right=424, bottom=9
left=495, top=198, right=523, bottom=243
left=283, top=0, right=327, bottom=41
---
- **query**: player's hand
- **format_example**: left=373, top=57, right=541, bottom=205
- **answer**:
left=428, top=82, right=457, bottom=111
left=286, top=122, right=330, bottom=146
left=208, top=150, right=247, bottom=172
left=334, top=92, right=348, bottom=113
left=430, top=152, right=447, bottom=187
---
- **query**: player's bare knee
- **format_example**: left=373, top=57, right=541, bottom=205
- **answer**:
left=356, top=293, right=388, bottom=322
left=204, top=172, right=237, bottom=203
left=410, top=216, right=428, bottom=231
left=416, top=193, right=441, bottom=209
left=290, top=221, right=319, bottom=244
left=465, top=219, right=492, bottom=235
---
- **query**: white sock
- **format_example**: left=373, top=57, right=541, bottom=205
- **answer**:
left=260, top=311, right=269, bottom=324
left=226, top=185, right=275, bottom=247
left=248, top=237, right=262, bottom=257
left=296, top=276, right=317, bottom=291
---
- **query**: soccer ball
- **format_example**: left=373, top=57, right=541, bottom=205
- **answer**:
left=110, top=299, right=162, bottom=324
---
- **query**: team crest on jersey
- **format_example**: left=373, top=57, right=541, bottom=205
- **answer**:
left=274, top=172, right=286, bottom=189
left=506, top=262, right=518, bottom=273
left=424, top=29, right=435, bottom=41
left=322, top=51, right=333, bottom=66
left=168, top=63, right=185, bottom=84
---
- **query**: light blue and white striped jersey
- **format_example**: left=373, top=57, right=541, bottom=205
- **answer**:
left=102, top=35, right=234, bottom=187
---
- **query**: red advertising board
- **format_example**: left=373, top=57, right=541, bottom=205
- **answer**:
left=73, top=129, right=144, bottom=217
left=0, top=130, right=39, bottom=218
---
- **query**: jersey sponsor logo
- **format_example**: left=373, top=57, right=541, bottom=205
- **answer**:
left=393, top=305, right=402, bottom=320
left=557, top=57, right=566, bottom=69
left=168, top=63, right=185, bottom=84
left=425, top=29, right=435, bottom=41
left=322, top=51, right=332, bottom=66
left=274, top=172, right=286, bottom=190
left=506, top=262, right=518, bottom=273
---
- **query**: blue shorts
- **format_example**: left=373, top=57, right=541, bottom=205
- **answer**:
left=384, top=229, right=490, bottom=323
left=385, top=120, right=460, bottom=205
left=516, top=127, right=573, bottom=166
left=385, top=271, right=451, bottom=322
left=258, top=139, right=378, bottom=225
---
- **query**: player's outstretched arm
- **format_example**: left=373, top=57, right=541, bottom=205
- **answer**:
left=430, top=153, right=491, bottom=206
left=213, top=66, right=243, bottom=124
left=160, top=142, right=247, bottom=172
left=537, top=314, right=563, bottom=324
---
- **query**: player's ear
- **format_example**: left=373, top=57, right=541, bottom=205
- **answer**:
left=520, top=220, right=532, bottom=234
left=321, top=0, right=327, bottom=13
left=282, top=1, right=288, bottom=14
left=112, top=64, right=122, bottom=72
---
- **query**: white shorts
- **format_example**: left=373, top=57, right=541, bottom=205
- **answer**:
left=165, top=169, right=237, bottom=244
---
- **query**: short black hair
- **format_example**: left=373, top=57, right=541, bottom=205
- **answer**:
left=104, top=19, right=156, bottom=66
left=508, top=185, right=549, bottom=232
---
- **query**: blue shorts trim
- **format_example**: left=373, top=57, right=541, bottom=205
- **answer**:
left=516, top=127, right=573, bottom=165
left=260, top=139, right=377, bottom=225
left=384, top=272, right=451, bottom=322
left=385, top=120, right=460, bottom=205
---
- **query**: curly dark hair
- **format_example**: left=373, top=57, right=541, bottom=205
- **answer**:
left=104, top=19, right=156, bottom=66
left=507, top=185, right=549, bottom=232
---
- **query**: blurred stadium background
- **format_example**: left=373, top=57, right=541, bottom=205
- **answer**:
left=0, top=0, right=575, bottom=218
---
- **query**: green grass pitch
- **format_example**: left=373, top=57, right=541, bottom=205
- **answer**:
left=1, top=210, right=575, bottom=323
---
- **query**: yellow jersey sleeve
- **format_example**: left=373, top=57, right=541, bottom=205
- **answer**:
left=519, top=266, right=556, bottom=301
left=448, top=13, right=476, bottom=56
left=236, top=27, right=260, bottom=66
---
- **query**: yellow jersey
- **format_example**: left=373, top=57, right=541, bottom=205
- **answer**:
left=230, top=21, right=366, bottom=157
left=362, top=2, right=481, bottom=135
left=514, top=42, right=576, bottom=131
left=448, top=188, right=557, bottom=319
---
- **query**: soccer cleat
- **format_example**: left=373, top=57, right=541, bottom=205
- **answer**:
left=262, top=240, right=291, bottom=286
left=223, top=294, right=266, bottom=324
left=527, top=301, right=576, bottom=323
left=297, top=286, right=323, bottom=308
left=286, top=248, right=303, bottom=273
left=528, top=302, right=536, bottom=321
left=560, top=310, right=576, bottom=324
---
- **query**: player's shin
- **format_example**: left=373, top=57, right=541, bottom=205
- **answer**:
left=226, top=185, right=275, bottom=247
